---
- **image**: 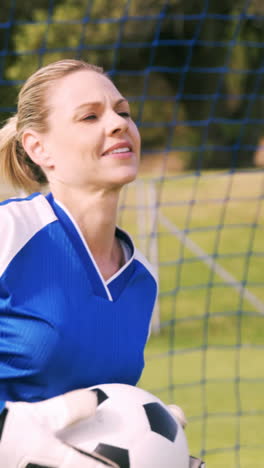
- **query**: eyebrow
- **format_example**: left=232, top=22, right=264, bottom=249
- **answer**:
left=74, top=98, right=129, bottom=113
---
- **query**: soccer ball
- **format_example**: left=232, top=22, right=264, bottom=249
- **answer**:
left=58, top=383, right=190, bottom=468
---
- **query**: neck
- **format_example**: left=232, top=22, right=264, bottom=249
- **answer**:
left=50, top=184, right=121, bottom=262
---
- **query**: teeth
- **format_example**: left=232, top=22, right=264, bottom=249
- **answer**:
left=108, top=147, right=130, bottom=155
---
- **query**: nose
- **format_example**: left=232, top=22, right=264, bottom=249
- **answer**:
left=106, top=111, right=129, bottom=136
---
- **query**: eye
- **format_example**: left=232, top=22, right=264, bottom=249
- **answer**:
left=118, top=111, right=130, bottom=118
left=83, top=114, right=97, bottom=121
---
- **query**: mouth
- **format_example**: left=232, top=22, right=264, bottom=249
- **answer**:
left=102, top=142, right=133, bottom=157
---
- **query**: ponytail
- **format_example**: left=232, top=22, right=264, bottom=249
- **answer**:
left=0, top=115, right=47, bottom=194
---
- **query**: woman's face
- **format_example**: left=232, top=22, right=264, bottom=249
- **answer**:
left=41, top=70, right=141, bottom=191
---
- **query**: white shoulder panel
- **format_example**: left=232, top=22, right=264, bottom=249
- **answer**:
left=0, top=195, right=57, bottom=277
left=134, top=248, right=158, bottom=284
left=134, top=248, right=159, bottom=341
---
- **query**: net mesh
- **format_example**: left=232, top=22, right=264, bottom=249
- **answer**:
left=0, top=1, right=264, bottom=466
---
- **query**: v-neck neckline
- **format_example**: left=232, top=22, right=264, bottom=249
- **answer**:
left=45, top=193, right=135, bottom=302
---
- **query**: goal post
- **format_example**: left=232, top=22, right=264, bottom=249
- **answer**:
left=135, top=179, right=161, bottom=334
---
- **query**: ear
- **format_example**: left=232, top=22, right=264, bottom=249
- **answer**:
left=22, top=129, right=54, bottom=170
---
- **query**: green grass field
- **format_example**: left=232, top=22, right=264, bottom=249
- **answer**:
left=118, top=169, right=264, bottom=467
left=1, top=169, right=263, bottom=467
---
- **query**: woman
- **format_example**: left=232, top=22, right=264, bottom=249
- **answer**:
left=0, top=59, right=158, bottom=467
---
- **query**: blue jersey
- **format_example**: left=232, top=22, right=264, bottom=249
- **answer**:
left=0, top=193, right=157, bottom=405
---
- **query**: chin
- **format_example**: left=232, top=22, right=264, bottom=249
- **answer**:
left=111, top=165, right=139, bottom=187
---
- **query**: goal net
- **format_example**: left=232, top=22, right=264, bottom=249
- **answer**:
left=1, top=1, right=263, bottom=466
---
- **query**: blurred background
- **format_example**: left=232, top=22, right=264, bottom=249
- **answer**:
left=0, top=1, right=264, bottom=467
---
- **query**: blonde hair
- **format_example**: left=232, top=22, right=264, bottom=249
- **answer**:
left=0, top=59, right=105, bottom=194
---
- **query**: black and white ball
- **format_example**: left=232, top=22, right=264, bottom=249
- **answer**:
left=58, top=383, right=189, bottom=468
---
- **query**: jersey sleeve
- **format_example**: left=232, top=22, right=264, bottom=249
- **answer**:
left=0, top=195, right=59, bottom=402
